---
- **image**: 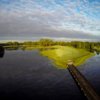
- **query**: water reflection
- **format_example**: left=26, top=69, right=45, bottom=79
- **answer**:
left=39, top=47, right=57, bottom=51
left=96, top=51, right=100, bottom=55
left=0, top=46, right=5, bottom=58
left=4, top=46, right=19, bottom=50
left=4, top=45, right=100, bottom=53
left=3, top=45, right=100, bottom=60
left=4, top=45, right=57, bottom=51
left=0, top=45, right=100, bottom=100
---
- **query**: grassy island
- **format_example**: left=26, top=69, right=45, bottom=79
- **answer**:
left=1, top=38, right=99, bottom=69
left=41, top=46, right=94, bottom=69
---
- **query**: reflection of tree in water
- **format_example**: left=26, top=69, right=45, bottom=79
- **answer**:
left=39, top=47, right=57, bottom=51
left=0, top=46, right=5, bottom=58
left=20, top=46, right=26, bottom=51
left=4, top=46, right=19, bottom=50
left=95, top=50, right=100, bottom=55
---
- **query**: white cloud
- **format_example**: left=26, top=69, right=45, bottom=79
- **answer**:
left=0, top=0, right=100, bottom=40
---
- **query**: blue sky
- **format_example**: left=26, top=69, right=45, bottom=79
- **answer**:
left=0, top=0, right=100, bottom=41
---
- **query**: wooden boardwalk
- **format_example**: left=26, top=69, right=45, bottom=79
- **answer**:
left=67, top=61, right=100, bottom=100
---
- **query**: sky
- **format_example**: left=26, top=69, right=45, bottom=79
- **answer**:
left=0, top=0, right=100, bottom=41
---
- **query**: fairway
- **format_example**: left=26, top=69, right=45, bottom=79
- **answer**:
left=41, top=46, right=94, bottom=69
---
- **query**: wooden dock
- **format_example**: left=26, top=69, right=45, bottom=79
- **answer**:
left=67, top=60, right=100, bottom=100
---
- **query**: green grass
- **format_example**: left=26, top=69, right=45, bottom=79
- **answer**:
left=40, top=46, right=95, bottom=69
left=4, top=45, right=95, bottom=69
left=94, top=46, right=100, bottom=52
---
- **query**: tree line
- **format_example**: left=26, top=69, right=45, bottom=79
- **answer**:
left=1, top=39, right=100, bottom=52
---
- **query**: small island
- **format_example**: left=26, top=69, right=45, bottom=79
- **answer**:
left=0, top=39, right=100, bottom=68
left=41, top=46, right=94, bottom=69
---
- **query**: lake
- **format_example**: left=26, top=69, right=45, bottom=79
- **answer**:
left=0, top=48, right=100, bottom=100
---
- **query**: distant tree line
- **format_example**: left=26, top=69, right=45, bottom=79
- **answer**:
left=1, top=39, right=100, bottom=52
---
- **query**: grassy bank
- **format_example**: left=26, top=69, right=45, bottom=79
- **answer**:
left=40, top=46, right=95, bottom=69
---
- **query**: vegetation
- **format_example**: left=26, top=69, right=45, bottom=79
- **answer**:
left=1, top=39, right=100, bottom=53
left=40, top=46, right=94, bottom=69
left=0, top=38, right=99, bottom=68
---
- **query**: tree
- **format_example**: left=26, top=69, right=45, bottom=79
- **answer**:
left=39, top=39, right=54, bottom=46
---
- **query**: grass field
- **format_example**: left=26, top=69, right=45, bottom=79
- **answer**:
left=40, top=46, right=95, bottom=69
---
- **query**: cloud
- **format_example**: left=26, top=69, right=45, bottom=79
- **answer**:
left=0, top=0, right=100, bottom=40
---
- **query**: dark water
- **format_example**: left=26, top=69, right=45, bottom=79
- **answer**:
left=0, top=49, right=100, bottom=100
